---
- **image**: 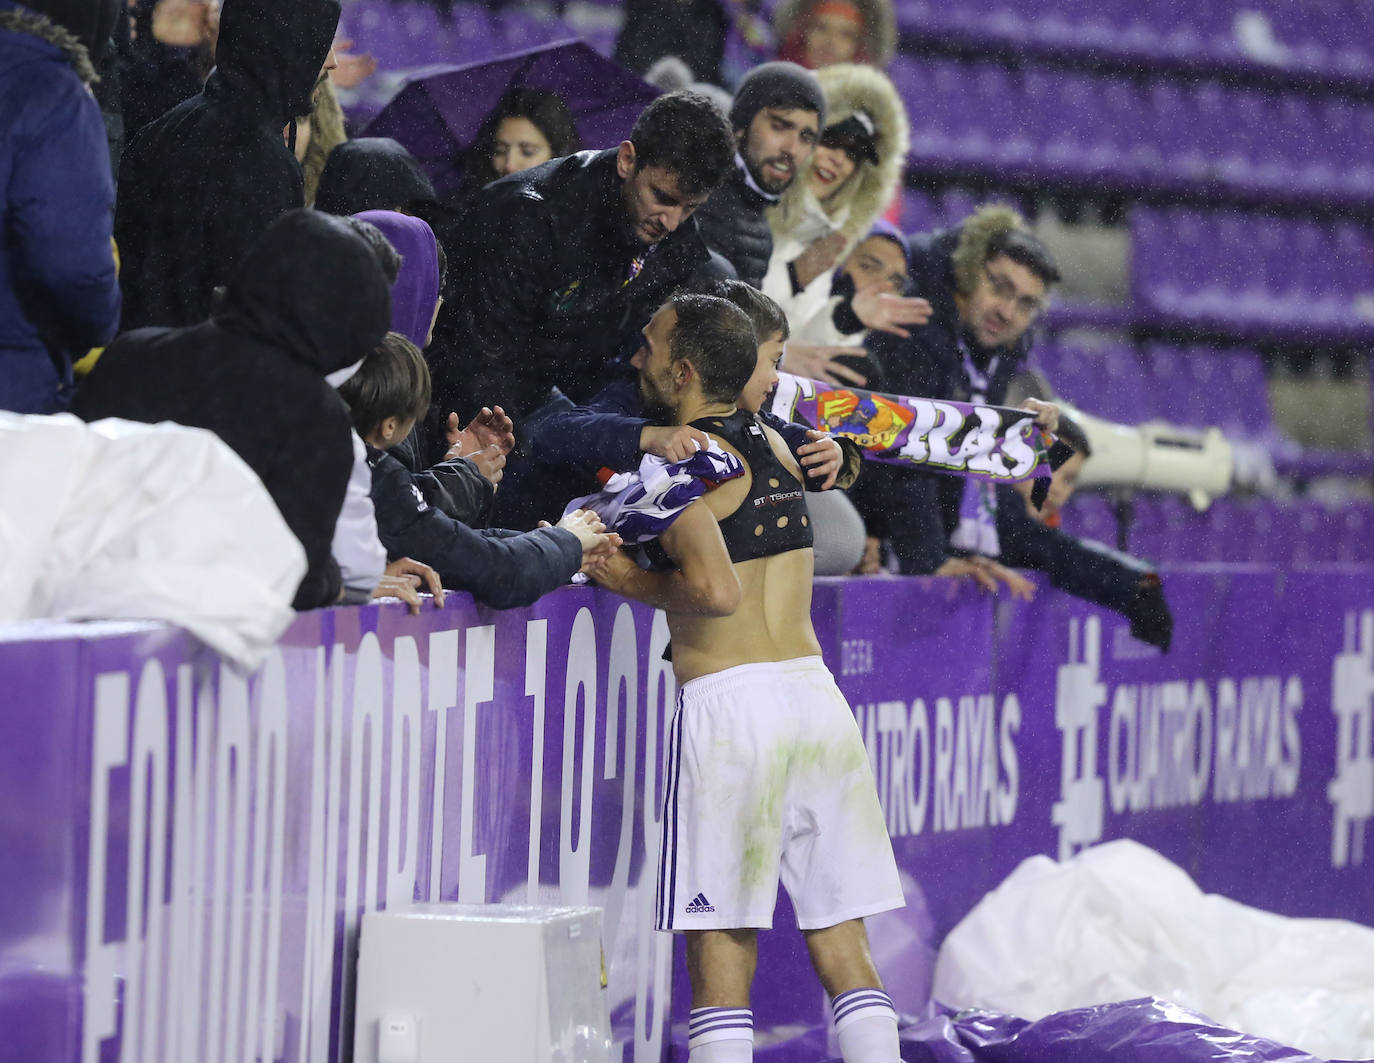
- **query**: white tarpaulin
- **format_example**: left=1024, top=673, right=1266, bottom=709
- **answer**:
left=0, top=413, right=305, bottom=672
left=933, top=839, right=1374, bottom=1060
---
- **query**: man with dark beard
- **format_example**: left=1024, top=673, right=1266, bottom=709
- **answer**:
left=588, top=293, right=905, bottom=1063
left=428, top=91, right=734, bottom=452
left=691, top=61, right=825, bottom=288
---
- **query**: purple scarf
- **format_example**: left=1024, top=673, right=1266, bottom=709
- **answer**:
left=770, top=372, right=1053, bottom=484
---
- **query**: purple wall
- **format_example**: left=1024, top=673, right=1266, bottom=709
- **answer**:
left=2, top=566, right=1372, bottom=1063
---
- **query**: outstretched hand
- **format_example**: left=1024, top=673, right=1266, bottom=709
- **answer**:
left=581, top=545, right=637, bottom=589
left=850, top=287, right=933, bottom=338
left=466, top=443, right=507, bottom=487
left=544, top=510, right=623, bottom=573
left=446, top=406, right=515, bottom=458
left=641, top=424, right=711, bottom=463
left=935, top=556, right=1035, bottom=600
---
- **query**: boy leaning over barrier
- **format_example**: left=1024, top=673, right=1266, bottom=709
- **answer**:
left=339, top=332, right=620, bottom=609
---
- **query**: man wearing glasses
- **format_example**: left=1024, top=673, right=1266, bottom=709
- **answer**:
left=849, top=205, right=1173, bottom=650
left=849, top=205, right=1060, bottom=578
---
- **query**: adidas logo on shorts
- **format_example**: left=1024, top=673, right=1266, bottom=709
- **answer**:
left=685, top=892, right=715, bottom=914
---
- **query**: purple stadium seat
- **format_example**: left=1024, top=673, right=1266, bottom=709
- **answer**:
left=937, top=188, right=979, bottom=228
left=1097, top=77, right=1153, bottom=180
left=898, top=188, right=940, bottom=235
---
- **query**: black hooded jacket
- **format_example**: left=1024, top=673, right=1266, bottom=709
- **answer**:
left=114, top=0, right=340, bottom=329
left=74, top=210, right=392, bottom=611
left=313, top=137, right=437, bottom=217
left=429, top=149, right=710, bottom=440
left=691, top=160, right=776, bottom=289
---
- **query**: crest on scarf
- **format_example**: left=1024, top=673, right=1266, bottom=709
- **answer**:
left=816, top=389, right=914, bottom=450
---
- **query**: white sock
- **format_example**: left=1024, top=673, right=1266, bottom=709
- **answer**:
left=831, top=987, right=899, bottom=1063
left=688, top=1006, right=753, bottom=1062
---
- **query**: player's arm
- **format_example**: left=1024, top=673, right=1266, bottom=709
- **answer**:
left=587, top=500, right=741, bottom=616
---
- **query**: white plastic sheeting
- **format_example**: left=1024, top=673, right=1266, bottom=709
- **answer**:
left=0, top=413, right=305, bottom=672
left=933, top=840, right=1374, bottom=1060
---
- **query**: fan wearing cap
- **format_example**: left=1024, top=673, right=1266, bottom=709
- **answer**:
left=691, top=62, right=825, bottom=289
left=760, top=63, right=910, bottom=383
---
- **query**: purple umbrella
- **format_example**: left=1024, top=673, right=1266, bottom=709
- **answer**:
left=363, top=40, right=662, bottom=199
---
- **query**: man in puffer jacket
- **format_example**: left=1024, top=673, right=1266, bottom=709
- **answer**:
left=691, top=61, right=825, bottom=289
left=0, top=0, right=121, bottom=413
left=761, top=61, right=908, bottom=386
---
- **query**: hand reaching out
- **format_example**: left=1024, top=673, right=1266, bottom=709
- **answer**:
left=640, top=424, right=711, bottom=462
left=850, top=286, right=933, bottom=338
left=466, top=443, right=507, bottom=487
left=446, top=407, right=515, bottom=459
left=545, top=509, right=623, bottom=573
left=935, top=556, right=1035, bottom=600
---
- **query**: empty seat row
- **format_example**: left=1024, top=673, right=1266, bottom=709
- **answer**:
left=1030, top=342, right=1278, bottom=441
left=895, top=0, right=1374, bottom=84
left=1131, top=207, right=1374, bottom=335
left=1067, top=494, right=1374, bottom=565
left=338, top=1, right=570, bottom=74
left=890, top=54, right=1374, bottom=206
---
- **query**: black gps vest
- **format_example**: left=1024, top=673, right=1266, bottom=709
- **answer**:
left=692, top=409, right=814, bottom=563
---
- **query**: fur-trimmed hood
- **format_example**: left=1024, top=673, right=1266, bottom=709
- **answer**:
left=773, top=0, right=896, bottom=70
left=950, top=203, right=1029, bottom=295
left=765, top=62, right=908, bottom=257
left=0, top=4, right=96, bottom=84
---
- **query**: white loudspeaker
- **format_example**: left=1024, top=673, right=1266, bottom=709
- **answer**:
left=1063, top=403, right=1234, bottom=507
left=352, top=904, right=614, bottom=1063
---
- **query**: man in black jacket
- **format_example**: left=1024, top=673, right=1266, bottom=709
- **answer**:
left=74, top=210, right=392, bottom=612
left=853, top=206, right=1173, bottom=649
left=114, top=0, right=340, bottom=329
left=428, top=90, right=734, bottom=456
left=691, top=61, right=825, bottom=289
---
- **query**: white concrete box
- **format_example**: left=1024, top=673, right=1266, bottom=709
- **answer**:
left=352, top=903, right=614, bottom=1063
